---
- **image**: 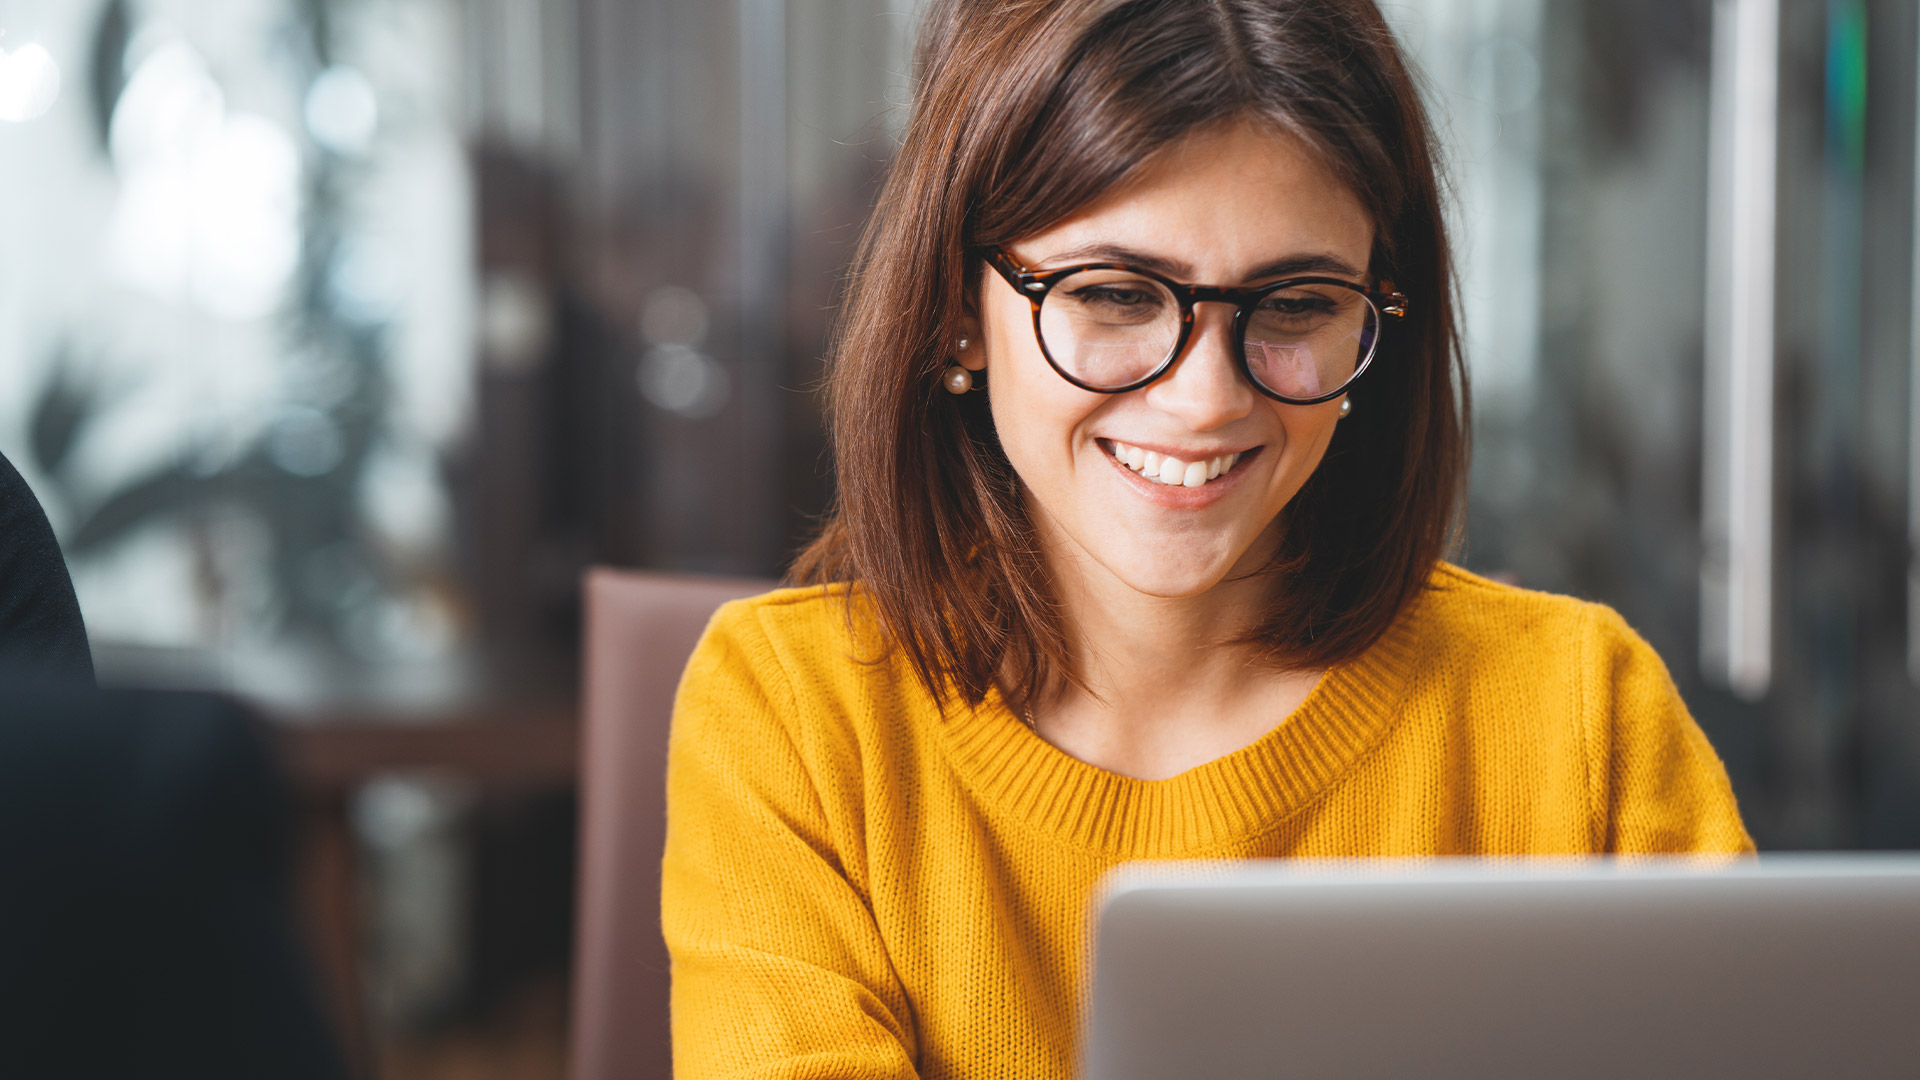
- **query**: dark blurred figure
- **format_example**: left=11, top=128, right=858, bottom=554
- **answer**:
left=0, top=689, right=349, bottom=1079
left=0, top=450, right=92, bottom=686
left=0, top=452, right=346, bottom=1079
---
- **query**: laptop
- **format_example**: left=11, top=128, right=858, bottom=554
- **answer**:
left=1084, top=857, right=1920, bottom=1079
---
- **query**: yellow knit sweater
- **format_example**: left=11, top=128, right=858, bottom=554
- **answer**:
left=661, top=564, right=1753, bottom=1079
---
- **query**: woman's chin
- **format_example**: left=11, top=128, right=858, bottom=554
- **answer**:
left=1096, top=556, right=1245, bottom=601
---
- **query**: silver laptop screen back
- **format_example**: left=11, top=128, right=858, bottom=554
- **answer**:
left=1085, top=858, right=1920, bottom=1080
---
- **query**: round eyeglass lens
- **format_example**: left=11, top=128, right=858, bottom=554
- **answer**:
left=1036, top=269, right=1181, bottom=389
left=1242, top=283, right=1379, bottom=401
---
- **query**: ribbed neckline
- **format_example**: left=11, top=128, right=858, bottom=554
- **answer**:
left=931, top=592, right=1426, bottom=858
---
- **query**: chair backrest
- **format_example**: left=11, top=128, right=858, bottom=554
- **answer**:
left=571, top=568, right=772, bottom=1080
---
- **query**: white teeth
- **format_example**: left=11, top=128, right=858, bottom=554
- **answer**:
left=1106, top=441, right=1244, bottom=488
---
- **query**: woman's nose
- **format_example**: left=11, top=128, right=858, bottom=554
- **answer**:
left=1141, top=302, right=1257, bottom=431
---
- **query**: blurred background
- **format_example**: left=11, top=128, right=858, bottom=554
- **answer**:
left=0, top=0, right=1915, bottom=1075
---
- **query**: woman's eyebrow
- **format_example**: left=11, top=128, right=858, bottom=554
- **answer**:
left=1243, top=253, right=1367, bottom=281
left=1040, top=243, right=1366, bottom=282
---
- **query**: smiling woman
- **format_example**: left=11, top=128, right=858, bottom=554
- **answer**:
left=660, top=1, right=1752, bottom=1077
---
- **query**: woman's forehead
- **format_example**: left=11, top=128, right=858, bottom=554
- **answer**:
left=1016, top=121, right=1375, bottom=282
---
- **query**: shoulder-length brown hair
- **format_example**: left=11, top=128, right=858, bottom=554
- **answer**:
left=791, top=0, right=1468, bottom=711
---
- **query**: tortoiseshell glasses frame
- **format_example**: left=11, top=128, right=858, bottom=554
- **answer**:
left=978, top=246, right=1408, bottom=406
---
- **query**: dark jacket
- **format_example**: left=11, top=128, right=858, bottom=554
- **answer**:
left=0, top=449, right=92, bottom=686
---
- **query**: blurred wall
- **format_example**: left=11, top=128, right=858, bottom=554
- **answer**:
left=457, top=0, right=921, bottom=668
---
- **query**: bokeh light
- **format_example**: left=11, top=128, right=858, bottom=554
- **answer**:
left=106, top=39, right=301, bottom=320
left=305, top=64, right=378, bottom=156
left=0, top=41, right=61, bottom=123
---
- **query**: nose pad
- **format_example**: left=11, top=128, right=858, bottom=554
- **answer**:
left=1143, top=302, right=1256, bottom=428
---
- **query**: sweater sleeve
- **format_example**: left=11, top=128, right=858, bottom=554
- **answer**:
left=1578, top=605, right=1755, bottom=855
left=662, top=601, right=920, bottom=1080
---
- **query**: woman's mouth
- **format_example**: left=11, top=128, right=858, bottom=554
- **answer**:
left=1102, top=439, right=1248, bottom=488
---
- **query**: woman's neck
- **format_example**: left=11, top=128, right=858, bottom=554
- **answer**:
left=1027, top=526, right=1324, bottom=781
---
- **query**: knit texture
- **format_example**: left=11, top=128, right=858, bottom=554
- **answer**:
left=661, top=563, right=1753, bottom=1079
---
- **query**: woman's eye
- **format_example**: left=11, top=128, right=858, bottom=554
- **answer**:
left=1070, top=285, right=1158, bottom=307
left=1259, top=294, right=1338, bottom=318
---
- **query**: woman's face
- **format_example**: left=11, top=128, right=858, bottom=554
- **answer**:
left=973, top=120, right=1375, bottom=601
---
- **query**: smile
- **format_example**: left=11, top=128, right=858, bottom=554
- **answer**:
left=1104, top=439, right=1244, bottom=488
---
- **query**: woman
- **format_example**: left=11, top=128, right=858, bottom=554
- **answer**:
left=662, top=0, right=1752, bottom=1076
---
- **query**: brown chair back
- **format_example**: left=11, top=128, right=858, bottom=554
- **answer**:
left=571, top=568, right=771, bottom=1080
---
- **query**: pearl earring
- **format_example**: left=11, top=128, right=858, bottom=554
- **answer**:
left=944, top=335, right=978, bottom=394
left=1338, top=397, right=1352, bottom=419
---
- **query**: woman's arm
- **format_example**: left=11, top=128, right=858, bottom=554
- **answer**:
left=1577, top=605, right=1756, bottom=854
left=662, top=601, right=920, bottom=1080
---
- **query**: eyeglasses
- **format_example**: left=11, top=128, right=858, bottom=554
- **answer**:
left=980, top=247, right=1407, bottom=405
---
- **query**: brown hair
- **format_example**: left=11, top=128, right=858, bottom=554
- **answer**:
left=791, top=0, right=1468, bottom=711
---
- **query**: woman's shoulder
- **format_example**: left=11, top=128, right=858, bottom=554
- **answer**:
left=1413, top=562, right=1662, bottom=677
left=678, top=582, right=935, bottom=794
left=705, top=581, right=880, bottom=652
left=692, top=581, right=900, bottom=697
left=1413, top=568, right=1750, bottom=853
left=1423, top=562, right=1636, bottom=634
